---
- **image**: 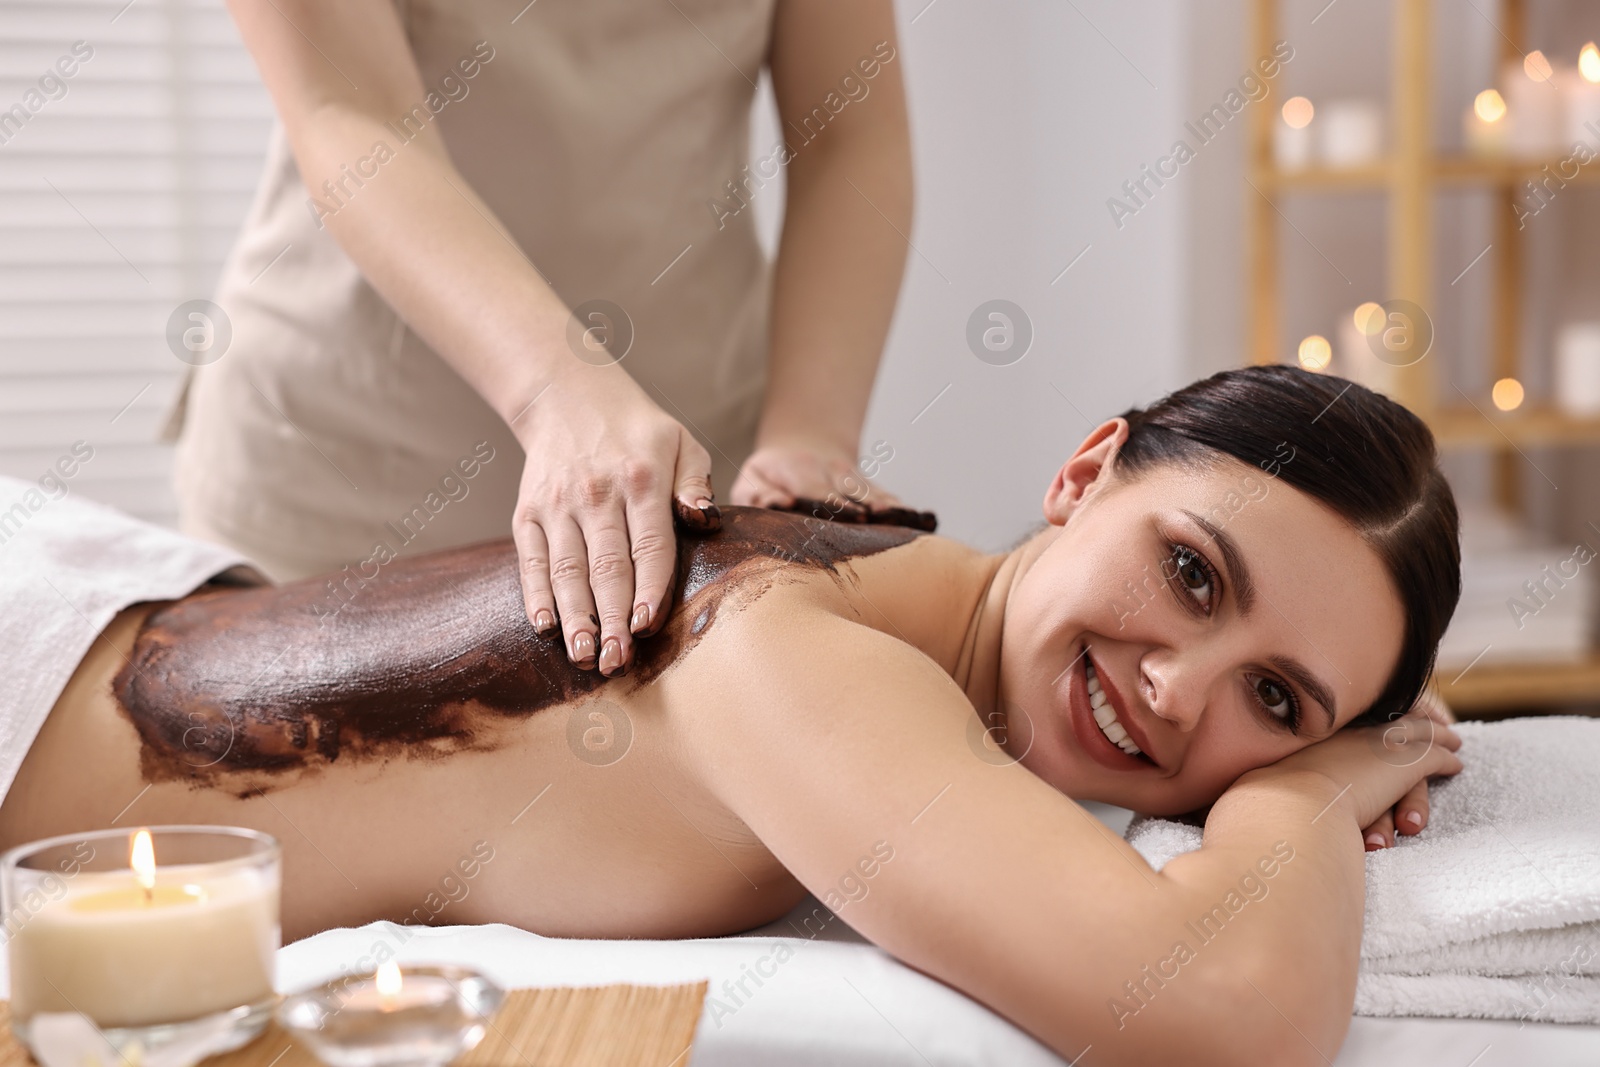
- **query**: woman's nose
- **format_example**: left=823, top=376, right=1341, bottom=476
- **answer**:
left=1138, top=652, right=1208, bottom=732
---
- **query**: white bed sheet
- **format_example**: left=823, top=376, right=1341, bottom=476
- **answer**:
left=260, top=909, right=1600, bottom=1067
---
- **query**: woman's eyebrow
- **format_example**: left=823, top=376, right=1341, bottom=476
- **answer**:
left=1266, top=655, right=1338, bottom=731
left=1180, top=509, right=1256, bottom=614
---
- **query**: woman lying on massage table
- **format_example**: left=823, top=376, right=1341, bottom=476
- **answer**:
left=0, top=365, right=1463, bottom=1067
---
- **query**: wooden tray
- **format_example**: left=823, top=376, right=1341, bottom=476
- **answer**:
left=0, top=983, right=707, bottom=1067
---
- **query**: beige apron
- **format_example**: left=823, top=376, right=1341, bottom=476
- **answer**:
left=170, top=0, right=775, bottom=580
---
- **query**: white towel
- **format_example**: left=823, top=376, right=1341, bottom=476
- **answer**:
left=1124, top=718, right=1600, bottom=1024
left=0, top=475, right=256, bottom=806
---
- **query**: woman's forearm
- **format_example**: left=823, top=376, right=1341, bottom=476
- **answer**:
left=1157, top=771, right=1364, bottom=1063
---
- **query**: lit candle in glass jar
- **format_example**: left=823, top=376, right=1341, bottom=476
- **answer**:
left=3, top=827, right=280, bottom=1047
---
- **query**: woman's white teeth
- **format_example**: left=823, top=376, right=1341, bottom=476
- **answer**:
left=1085, top=659, right=1143, bottom=757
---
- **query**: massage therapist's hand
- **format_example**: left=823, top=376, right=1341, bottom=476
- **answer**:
left=1363, top=691, right=1457, bottom=850
left=732, top=437, right=902, bottom=512
left=1237, top=703, right=1464, bottom=839
left=512, top=368, right=717, bottom=676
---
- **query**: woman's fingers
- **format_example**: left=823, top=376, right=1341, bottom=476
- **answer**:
left=512, top=516, right=559, bottom=636
left=1363, top=809, right=1395, bottom=851
left=543, top=514, right=601, bottom=669
left=1394, top=779, right=1430, bottom=836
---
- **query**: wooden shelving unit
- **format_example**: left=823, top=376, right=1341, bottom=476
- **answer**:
left=1248, top=0, right=1600, bottom=716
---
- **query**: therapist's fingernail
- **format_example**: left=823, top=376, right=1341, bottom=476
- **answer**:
left=571, top=631, right=596, bottom=666
left=533, top=609, right=556, bottom=633
left=1402, top=810, right=1422, bottom=830
left=630, top=603, right=650, bottom=633
left=599, top=637, right=624, bottom=676
left=1365, top=832, right=1387, bottom=851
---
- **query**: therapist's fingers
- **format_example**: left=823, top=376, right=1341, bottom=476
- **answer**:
left=574, top=495, right=638, bottom=677
left=512, top=517, right=559, bottom=636
left=671, top=433, right=720, bottom=532
left=739, top=466, right=794, bottom=509
left=544, top=514, right=601, bottom=669
left=625, top=468, right=683, bottom=646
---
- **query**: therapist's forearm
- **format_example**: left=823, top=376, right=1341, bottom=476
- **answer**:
left=287, top=106, right=612, bottom=431
left=756, top=133, right=912, bottom=454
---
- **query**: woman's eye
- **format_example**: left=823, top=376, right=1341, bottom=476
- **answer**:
left=1253, top=676, right=1294, bottom=721
left=1171, top=546, right=1214, bottom=610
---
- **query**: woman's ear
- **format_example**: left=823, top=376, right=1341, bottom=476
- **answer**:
left=1042, top=418, right=1131, bottom=525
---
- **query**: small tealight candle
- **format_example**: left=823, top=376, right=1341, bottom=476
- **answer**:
left=1563, top=43, right=1600, bottom=148
left=2, top=827, right=281, bottom=1060
left=278, top=963, right=505, bottom=1067
left=1464, top=88, right=1510, bottom=156
left=1506, top=52, right=1566, bottom=158
left=1275, top=96, right=1315, bottom=169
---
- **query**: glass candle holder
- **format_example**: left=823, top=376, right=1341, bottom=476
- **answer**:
left=2, top=826, right=281, bottom=1060
left=277, top=965, right=505, bottom=1067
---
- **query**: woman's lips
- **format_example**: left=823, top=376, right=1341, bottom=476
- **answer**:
left=1063, top=644, right=1157, bottom=772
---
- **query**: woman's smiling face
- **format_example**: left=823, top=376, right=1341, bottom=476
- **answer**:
left=998, top=419, right=1406, bottom=816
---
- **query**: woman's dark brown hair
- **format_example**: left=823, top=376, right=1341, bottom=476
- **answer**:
left=1113, top=364, right=1461, bottom=727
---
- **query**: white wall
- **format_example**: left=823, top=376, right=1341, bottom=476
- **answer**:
left=855, top=0, right=1193, bottom=552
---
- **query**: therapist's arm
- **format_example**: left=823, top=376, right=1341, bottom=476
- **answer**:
left=225, top=0, right=713, bottom=677
left=733, top=0, right=913, bottom=511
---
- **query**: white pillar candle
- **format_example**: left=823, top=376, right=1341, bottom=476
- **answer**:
left=1318, top=99, right=1384, bottom=166
left=1275, top=96, right=1315, bottom=169
left=1563, top=55, right=1600, bottom=149
left=1505, top=54, right=1567, bottom=159
left=1275, top=122, right=1314, bottom=168
left=1556, top=322, right=1600, bottom=416
left=1465, top=89, right=1510, bottom=156
left=4, top=828, right=279, bottom=1030
left=1337, top=304, right=1400, bottom=398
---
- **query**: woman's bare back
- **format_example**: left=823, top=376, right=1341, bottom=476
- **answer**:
left=0, top=508, right=954, bottom=941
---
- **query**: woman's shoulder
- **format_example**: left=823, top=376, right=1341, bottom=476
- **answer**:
left=634, top=507, right=980, bottom=698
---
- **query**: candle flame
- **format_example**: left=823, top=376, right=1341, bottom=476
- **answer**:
left=375, top=961, right=403, bottom=998
left=1353, top=302, right=1385, bottom=337
left=1582, top=43, right=1600, bottom=85
left=1297, top=335, right=1331, bottom=372
left=1281, top=96, right=1314, bottom=130
left=1473, top=89, right=1507, bottom=123
left=1524, top=50, right=1554, bottom=84
left=130, top=829, right=156, bottom=894
left=1492, top=377, right=1525, bottom=412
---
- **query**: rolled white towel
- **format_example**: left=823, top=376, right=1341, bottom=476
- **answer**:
left=1125, top=717, right=1600, bottom=1022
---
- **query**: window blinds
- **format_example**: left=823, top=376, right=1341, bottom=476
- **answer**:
left=0, top=0, right=271, bottom=526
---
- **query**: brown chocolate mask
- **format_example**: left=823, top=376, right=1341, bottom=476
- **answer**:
left=114, top=505, right=926, bottom=789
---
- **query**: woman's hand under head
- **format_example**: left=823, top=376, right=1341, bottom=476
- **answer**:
left=991, top=416, right=1460, bottom=819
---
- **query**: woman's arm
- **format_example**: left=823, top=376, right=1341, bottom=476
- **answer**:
left=226, top=0, right=715, bottom=674
left=675, top=597, right=1459, bottom=1067
left=732, top=0, right=913, bottom=509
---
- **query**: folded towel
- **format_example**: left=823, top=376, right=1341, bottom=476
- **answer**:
left=0, top=474, right=255, bottom=807
left=1124, top=717, right=1600, bottom=1024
